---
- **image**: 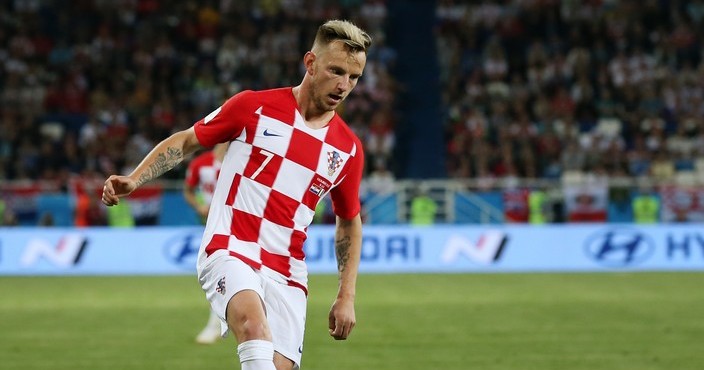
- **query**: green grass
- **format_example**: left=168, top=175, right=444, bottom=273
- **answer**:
left=1, top=273, right=703, bottom=370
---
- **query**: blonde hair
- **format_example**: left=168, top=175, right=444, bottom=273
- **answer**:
left=312, top=19, right=372, bottom=54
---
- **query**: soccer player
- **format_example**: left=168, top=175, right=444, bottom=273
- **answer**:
left=101, top=19, right=370, bottom=370
left=183, top=142, right=229, bottom=344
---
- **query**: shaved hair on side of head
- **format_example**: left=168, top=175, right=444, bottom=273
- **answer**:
left=311, top=19, right=372, bottom=55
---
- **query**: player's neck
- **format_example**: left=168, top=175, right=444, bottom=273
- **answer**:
left=292, top=85, right=335, bottom=129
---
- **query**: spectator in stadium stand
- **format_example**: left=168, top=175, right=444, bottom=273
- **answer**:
left=632, top=185, right=661, bottom=224
left=70, top=176, right=108, bottom=227
left=101, top=20, right=370, bottom=370
left=528, top=189, right=548, bottom=224
left=183, top=142, right=229, bottom=344
left=0, top=199, right=15, bottom=226
left=409, top=185, right=438, bottom=226
left=73, top=191, right=93, bottom=227
left=364, top=157, right=396, bottom=196
left=38, top=212, right=55, bottom=226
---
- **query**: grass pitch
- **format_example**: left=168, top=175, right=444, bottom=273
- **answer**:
left=1, top=272, right=703, bottom=370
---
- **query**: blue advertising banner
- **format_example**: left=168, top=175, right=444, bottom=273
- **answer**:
left=1, top=224, right=704, bottom=275
left=306, top=224, right=704, bottom=273
left=0, top=227, right=204, bottom=275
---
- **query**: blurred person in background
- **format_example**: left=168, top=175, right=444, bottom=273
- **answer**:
left=364, top=157, right=395, bottom=195
left=101, top=20, right=370, bottom=370
left=410, top=184, right=437, bottom=226
left=183, top=142, right=229, bottom=344
left=0, top=199, right=19, bottom=226
left=632, top=182, right=661, bottom=223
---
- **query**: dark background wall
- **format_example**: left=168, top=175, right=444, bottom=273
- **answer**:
left=387, top=0, right=446, bottom=179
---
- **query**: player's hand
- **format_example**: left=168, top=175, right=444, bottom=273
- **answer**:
left=328, top=297, right=356, bottom=340
left=102, top=175, right=137, bottom=206
left=197, top=204, right=210, bottom=218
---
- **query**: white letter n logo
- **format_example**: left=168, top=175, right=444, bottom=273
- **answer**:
left=441, top=230, right=508, bottom=265
left=20, top=234, right=88, bottom=268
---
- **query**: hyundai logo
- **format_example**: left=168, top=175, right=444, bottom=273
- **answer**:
left=584, top=229, right=655, bottom=267
left=163, top=231, right=202, bottom=270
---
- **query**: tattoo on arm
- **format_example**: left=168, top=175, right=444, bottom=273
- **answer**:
left=137, top=147, right=184, bottom=187
left=335, top=236, right=351, bottom=273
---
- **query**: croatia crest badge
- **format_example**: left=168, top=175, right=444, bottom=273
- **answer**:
left=327, top=151, right=343, bottom=176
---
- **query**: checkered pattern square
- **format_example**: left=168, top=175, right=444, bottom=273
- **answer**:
left=243, top=148, right=283, bottom=188
left=225, top=173, right=243, bottom=206
left=232, top=177, right=271, bottom=217
left=272, top=159, right=316, bottom=203
left=258, top=218, right=295, bottom=256
left=263, top=190, right=300, bottom=229
left=252, top=114, right=293, bottom=158
left=286, top=129, right=323, bottom=171
left=292, top=203, right=315, bottom=231
left=230, top=209, right=262, bottom=243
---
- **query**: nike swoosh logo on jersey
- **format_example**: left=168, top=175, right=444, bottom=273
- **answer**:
left=263, top=129, right=282, bottom=137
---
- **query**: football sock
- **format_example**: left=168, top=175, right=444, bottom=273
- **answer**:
left=207, top=310, right=220, bottom=328
left=237, top=340, right=276, bottom=370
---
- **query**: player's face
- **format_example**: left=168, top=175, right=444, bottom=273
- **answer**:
left=310, top=41, right=366, bottom=112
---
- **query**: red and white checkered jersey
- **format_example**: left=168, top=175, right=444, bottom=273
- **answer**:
left=193, top=87, right=364, bottom=293
left=184, top=151, right=221, bottom=205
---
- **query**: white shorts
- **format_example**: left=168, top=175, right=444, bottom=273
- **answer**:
left=197, top=250, right=307, bottom=368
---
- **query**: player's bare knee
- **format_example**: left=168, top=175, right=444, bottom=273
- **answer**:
left=226, top=293, right=268, bottom=339
left=227, top=290, right=264, bottom=316
left=226, top=308, right=271, bottom=341
left=237, top=318, right=271, bottom=341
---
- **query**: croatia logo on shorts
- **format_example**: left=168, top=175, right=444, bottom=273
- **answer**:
left=216, top=276, right=226, bottom=295
left=327, top=151, right=343, bottom=176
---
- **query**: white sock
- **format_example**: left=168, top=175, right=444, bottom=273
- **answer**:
left=207, top=310, right=220, bottom=328
left=237, top=340, right=276, bottom=370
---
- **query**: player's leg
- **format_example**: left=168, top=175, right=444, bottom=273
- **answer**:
left=198, top=252, right=276, bottom=370
left=273, top=353, right=295, bottom=370
left=195, top=308, right=222, bottom=344
left=259, top=275, right=307, bottom=370
left=227, top=290, right=277, bottom=370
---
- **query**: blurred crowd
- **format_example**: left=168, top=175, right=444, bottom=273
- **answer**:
left=438, top=0, right=704, bottom=184
left=4, top=0, right=704, bottom=198
left=0, top=0, right=397, bottom=191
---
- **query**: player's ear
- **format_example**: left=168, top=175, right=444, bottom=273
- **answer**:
left=304, top=51, right=316, bottom=75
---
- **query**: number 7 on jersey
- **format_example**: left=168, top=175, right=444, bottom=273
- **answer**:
left=251, top=149, right=274, bottom=180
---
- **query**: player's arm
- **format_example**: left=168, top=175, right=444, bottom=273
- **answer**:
left=183, top=183, right=209, bottom=218
left=328, top=213, right=362, bottom=340
left=102, top=127, right=203, bottom=206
